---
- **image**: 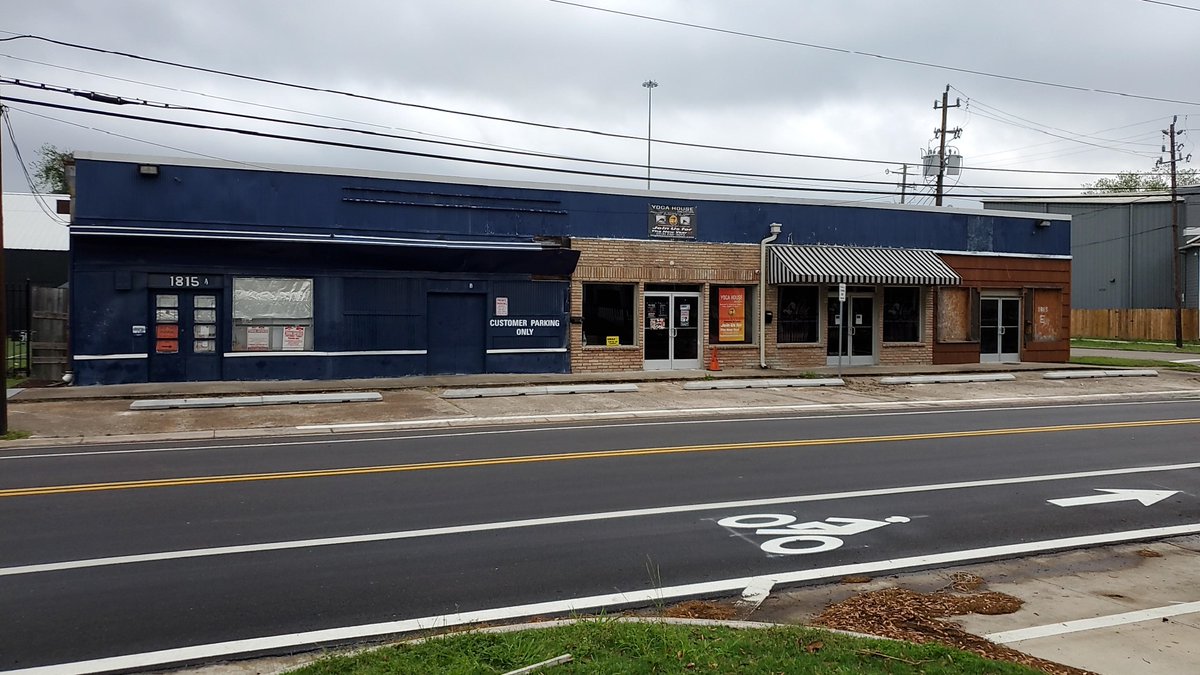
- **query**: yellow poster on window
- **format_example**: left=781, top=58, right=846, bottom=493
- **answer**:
left=718, top=287, right=745, bottom=342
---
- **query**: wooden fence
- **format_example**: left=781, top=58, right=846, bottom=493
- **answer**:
left=30, top=286, right=69, bottom=381
left=1072, top=309, right=1200, bottom=342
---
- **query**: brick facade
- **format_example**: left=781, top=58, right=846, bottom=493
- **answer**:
left=570, top=238, right=940, bottom=373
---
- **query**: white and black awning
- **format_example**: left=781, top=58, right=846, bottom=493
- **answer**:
left=768, top=245, right=961, bottom=286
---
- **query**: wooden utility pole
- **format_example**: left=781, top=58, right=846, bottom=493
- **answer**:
left=0, top=98, right=8, bottom=434
left=934, top=85, right=961, bottom=206
left=1166, top=116, right=1184, bottom=348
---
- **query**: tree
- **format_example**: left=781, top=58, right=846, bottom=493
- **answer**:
left=1083, top=165, right=1199, bottom=193
left=30, top=144, right=72, bottom=194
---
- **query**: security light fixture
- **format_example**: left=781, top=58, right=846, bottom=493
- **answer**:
left=138, top=164, right=159, bottom=177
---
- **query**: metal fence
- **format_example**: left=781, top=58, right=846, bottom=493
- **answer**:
left=6, top=282, right=31, bottom=379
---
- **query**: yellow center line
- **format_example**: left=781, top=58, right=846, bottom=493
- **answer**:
left=4, top=417, right=1198, bottom=498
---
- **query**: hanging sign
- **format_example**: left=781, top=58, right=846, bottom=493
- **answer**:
left=717, top=287, right=746, bottom=342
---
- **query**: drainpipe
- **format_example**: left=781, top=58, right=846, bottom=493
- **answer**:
left=760, top=222, right=782, bottom=368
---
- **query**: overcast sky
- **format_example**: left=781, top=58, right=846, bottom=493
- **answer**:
left=3, top=0, right=1198, bottom=208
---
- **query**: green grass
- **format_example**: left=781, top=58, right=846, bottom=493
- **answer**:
left=1072, top=338, right=1200, bottom=354
left=1070, top=356, right=1200, bottom=373
left=0, top=430, right=31, bottom=441
left=290, top=621, right=1041, bottom=675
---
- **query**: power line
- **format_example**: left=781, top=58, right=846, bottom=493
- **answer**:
left=1141, top=0, right=1200, bottom=12
left=0, top=33, right=1170, bottom=178
left=2, top=79, right=1129, bottom=192
left=0, top=105, right=68, bottom=223
left=4, top=95, right=1168, bottom=201
left=548, top=0, right=1200, bottom=107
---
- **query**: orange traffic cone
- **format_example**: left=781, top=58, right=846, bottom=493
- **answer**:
left=707, top=347, right=722, bottom=372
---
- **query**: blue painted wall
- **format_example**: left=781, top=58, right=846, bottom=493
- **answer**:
left=73, top=157, right=1069, bottom=255
left=69, top=156, right=1068, bottom=384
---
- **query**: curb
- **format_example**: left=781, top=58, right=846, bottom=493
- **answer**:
left=1044, top=369, right=1158, bottom=379
left=682, top=378, right=843, bottom=390
left=442, top=384, right=639, bottom=399
left=879, top=374, right=1017, bottom=385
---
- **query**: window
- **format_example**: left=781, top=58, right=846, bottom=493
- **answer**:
left=582, top=284, right=634, bottom=346
left=777, top=286, right=819, bottom=343
left=232, top=277, right=314, bottom=352
left=709, top=286, right=754, bottom=344
left=883, top=287, right=921, bottom=342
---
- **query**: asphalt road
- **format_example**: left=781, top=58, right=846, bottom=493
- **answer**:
left=3, top=397, right=1200, bottom=672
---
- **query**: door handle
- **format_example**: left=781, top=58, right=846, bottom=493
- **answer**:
left=999, top=326, right=1005, bottom=335
left=670, top=328, right=678, bottom=338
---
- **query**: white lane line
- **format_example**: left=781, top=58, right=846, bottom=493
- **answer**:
left=1171, top=358, right=1200, bottom=364
left=5, top=460, right=1199, bottom=578
left=986, top=600, right=1200, bottom=644
left=4, top=394, right=1199, bottom=461
left=9, top=522, right=1200, bottom=675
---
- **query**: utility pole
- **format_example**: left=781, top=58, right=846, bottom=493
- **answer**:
left=899, top=164, right=909, bottom=204
left=1165, top=116, right=1184, bottom=348
left=933, top=85, right=961, bottom=206
left=0, top=98, right=8, bottom=434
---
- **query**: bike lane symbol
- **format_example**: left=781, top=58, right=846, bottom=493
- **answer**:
left=716, top=514, right=911, bottom=555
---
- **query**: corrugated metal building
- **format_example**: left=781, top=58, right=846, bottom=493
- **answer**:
left=2, top=192, right=71, bottom=288
left=984, top=192, right=1200, bottom=311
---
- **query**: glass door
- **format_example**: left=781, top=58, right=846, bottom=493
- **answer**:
left=644, top=292, right=702, bottom=370
left=981, top=297, right=1021, bottom=363
left=827, top=294, right=876, bottom=366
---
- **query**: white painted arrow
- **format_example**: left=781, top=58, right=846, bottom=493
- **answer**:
left=1048, top=489, right=1178, bottom=508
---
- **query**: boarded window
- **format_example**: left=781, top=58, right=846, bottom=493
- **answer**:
left=232, top=277, right=314, bottom=352
left=1030, top=288, right=1063, bottom=342
left=937, top=287, right=977, bottom=342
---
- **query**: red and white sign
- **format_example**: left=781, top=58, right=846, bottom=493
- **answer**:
left=282, top=326, right=306, bottom=351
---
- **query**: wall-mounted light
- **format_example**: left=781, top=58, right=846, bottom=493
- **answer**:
left=1036, top=219, right=1051, bottom=228
left=138, top=164, right=159, bottom=177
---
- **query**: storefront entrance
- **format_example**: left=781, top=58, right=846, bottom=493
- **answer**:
left=981, top=297, right=1021, bottom=363
left=644, top=291, right=701, bottom=370
left=827, top=293, right=876, bottom=366
left=148, top=289, right=222, bottom=382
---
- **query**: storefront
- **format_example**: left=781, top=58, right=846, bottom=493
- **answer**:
left=68, top=154, right=1070, bottom=384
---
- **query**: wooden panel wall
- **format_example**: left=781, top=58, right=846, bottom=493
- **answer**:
left=935, top=255, right=1071, bottom=363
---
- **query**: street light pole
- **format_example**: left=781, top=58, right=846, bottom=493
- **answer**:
left=642, top=79, right=657, bottom=190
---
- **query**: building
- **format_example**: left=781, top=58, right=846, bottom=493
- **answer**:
left=3, top=192, right=70, bottom=289
left=984, top=192, right=1200, bottom=312
left=67, top=153, right=1071, bottom=385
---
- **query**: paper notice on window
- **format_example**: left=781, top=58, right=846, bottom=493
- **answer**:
left=282, top=325, right=306, bottom=351
left=247, top=326, right=270, bottom=351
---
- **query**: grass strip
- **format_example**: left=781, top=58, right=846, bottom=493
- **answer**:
left=1071, top=339, right=1200, bottom=354
left=290, top=620, right=1042, bottom=674
left=1069, top=356, right=1200, bottom=373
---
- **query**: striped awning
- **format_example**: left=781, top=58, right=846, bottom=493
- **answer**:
left=768, top=245, right=961, bottom=285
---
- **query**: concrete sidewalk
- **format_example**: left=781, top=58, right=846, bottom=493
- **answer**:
left=3, top=363, right=1198, bottom=447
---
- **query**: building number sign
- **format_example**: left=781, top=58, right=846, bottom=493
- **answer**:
left=148, top=273, right=223, bottom=289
